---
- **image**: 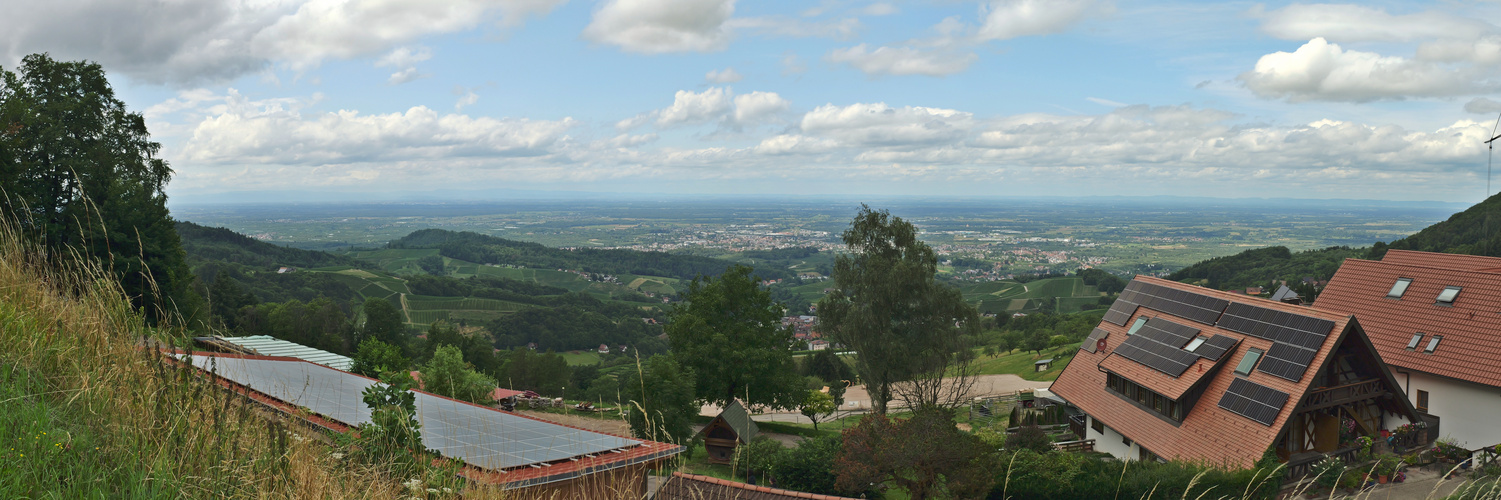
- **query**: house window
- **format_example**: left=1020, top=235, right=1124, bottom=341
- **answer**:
left=1437, top=286, right=1462, bottom=304
left=1128, top=317, right=1149, bottom=335
left=1123, top=436, right=1132, bottom=447
left=1235, top=348, right=1264, bottom=376
left=1140, top=447, right=1159, bottom=462
left=1417, top=390, right=1429, bottom=413
left=1185, top=336, right=1207, bottom=352
left=1091, top=417, right=1105, bottom=434
left=1105, top=372, right=1185, bottom=422
left=1387, top=278, right=1413, bottom=298
left=1424, top=335, right=1443, bottom=353
left=1406, top=333, right=1424, bottom=350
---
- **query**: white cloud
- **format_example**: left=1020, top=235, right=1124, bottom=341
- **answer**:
left=179, top=89, right=576, bottom=166
left=733, top=91, right=790, bottom=123
left=753, top=134, right=837, bottom=155
left=1255, top=4, right=1494, bottom=43
left=656, top=87, right=733, bottom=126
left=976, top=0, right=1105, bottom=41
left=861, top=3, right=898, bottom=16
left=1239, top=38, right=1498, bottom=102
left=726, top=16, right=860, bottom=40
left=455, top=91, right=480, bottom=111
left=0, top=0, right=565, bottom=85
left=706, top=67, right=743, bottom=83
left=583, top=0, right=735, bottom=53
left=801, top=102, right=974, bottom=147
left=827, top=44, right=977, bottom=77
left=376, top=46, right=433, bottom=85
left=609, top=133, right=659, bottom=148
left=1086, top=97, right=1126, bottom=107
left=618, top=87, right=788, bottom=129
left=1467, top=97, right=1501, bottom=114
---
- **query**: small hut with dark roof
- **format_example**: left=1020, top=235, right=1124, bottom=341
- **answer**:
left=699, top=400, right=759, bottom=464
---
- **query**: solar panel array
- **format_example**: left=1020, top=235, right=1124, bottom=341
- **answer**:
left=1216, top=303, right=1335, bottom=382
left=1113, top=317, right=1205, bottom=377
left=1118, top=280, right=1230, bottom=326
left=1101, top=298, right=1139, bottom=326
left=178, top=354, right=640, bottom=470
left=1081, top=327, right=1110, bottom=353
left=1217, top=378, right=1290, bottom=426
left=1193, top=335, right=1239, bottom=362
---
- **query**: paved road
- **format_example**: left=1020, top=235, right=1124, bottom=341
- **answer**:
left=700, top=373, right=1051, bottom=421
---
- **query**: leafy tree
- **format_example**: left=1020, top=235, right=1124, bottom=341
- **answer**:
left=735, top=436, right=787, bottom=483
left=1000, top=331, right=1024, bottom=354
left=800, top=390, right=836, bottom=430
left=835, top=409, right=996, bottom=500
left=0, top=53, right=200, bottom=326
left=805, top=348, right=855, bottom=385
left=1024, top=330, right=1051, bottom=355
left=1006, top=424, right=1054, bottom=453
left=772, top=434, right=849, bottom=496
left=416, top=321, right=498, bottom=375
left=816, top=206, right=981, bottom=413
left=421, top=345, right=497, bottom=405
left=417, top=255, right=445, bottom=275
left=622, top=355, right=698, bottom=445
left=495, top=348, right=572, bottom=397
left=667, top=264, right=804, bottom=410
left=361, top=297, right=406, bottom=347
left=351, top=338, right=408, bottom=378
left=828, top=380, right=847, bottom=408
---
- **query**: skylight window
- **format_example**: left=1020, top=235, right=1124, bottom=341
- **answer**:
left=1185, top=336, right=1207, bottom=352
left=1128, top=317, right=1148, bottom=335
left=1235, top=348, right=1264, bottom=376
left=1424, top=335, right=1443, bottom=353
left=1387, top=278, right=1412, bottom=298
left=1407, top=333, right=1424, bottom=350
left=1437, top=286, right=1462, bottom=304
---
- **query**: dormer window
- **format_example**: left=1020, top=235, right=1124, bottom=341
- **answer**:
left=1424, top=335, right=1443, bottom=353
left=1387, top=278, right=1412, bottom=298
left=1406, top=333, right=1424, bottom=350
left=1128, top=316, right=1148, bottom=335
left=1436, top=286, right=1462, bottom=304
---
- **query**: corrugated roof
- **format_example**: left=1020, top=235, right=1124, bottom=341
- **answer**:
left=212, top=335, right=353, bottom=371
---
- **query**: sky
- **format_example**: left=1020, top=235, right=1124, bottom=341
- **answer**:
left=7, top=0, right=1501, bottom=204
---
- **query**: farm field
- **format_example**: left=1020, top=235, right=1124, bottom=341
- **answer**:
left=956, top=277, right=1102, bottom=315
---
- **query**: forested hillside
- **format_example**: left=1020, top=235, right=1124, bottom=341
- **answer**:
left=1375, top=192, right=1501, bottom=257
left=390, top=228, right=791, bottom=281
left=1167, top=246, right=1366, bottom=291
left=177, top=221, right=368, bottom=270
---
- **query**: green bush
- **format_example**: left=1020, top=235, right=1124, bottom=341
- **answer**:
left=991, top=450, right=1282, bottom=500
left=736, top=436, right=787, bottom=479
left=772, top=434, right=846, bottom=495
left=1006, top=425, right=1054, bottom=453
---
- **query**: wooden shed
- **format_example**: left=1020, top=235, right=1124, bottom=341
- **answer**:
left=699, top=400, right=759, bottom=464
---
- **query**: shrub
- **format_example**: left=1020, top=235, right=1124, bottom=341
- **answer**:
left=735, top=436, right=786, bottom=479
left=1006, top=425, right=1054, bottom=453
left=1310, top=457, right=1346, bottom=488
left=992, top=451, right=1283, bottom=500
left=772, top=434, right=846, bottom=495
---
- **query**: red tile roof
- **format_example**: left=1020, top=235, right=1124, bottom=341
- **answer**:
left=1315, top=253, right=1501, bottom=387
left=1052, top=276, right=1358, bottom=468
left=1377, top=249, right=1501, bottom=271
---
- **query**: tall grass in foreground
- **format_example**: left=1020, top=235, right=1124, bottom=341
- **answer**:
left=0, top=219, right=403, bottom=498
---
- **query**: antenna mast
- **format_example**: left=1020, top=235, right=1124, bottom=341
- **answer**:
left=1486, top=112, right=1501, bottom=199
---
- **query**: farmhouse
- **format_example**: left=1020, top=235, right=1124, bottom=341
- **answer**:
left=1052, top=276, right=1422, bottom=470
left=1314, top=250, right=1501, bottom=454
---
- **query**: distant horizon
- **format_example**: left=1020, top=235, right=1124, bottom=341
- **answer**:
left=169, top=189, right=1475, bottom=211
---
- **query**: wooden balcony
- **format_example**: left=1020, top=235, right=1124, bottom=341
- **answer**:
left=1298, top=379, right=1386, bottom=412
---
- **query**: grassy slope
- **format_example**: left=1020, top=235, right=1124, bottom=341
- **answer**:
left=0, top=227, right=400, bottom=498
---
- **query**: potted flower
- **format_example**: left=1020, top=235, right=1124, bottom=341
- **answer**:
left=1374, top=455, right=1399, bottom=484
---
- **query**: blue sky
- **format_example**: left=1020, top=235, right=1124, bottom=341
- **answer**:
left=7, top=0, right=1501, bottom=203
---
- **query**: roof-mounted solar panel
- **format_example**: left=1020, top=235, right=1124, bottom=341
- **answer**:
left=1217, top=378, right=1289, bottom=426
left=1193, top=335, right=1239, bottom=362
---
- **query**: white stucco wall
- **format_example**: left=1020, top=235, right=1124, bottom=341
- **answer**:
left=1086, top=415, right=1145, bottom=461
left=1392, top=368, right=1501, bottom=450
